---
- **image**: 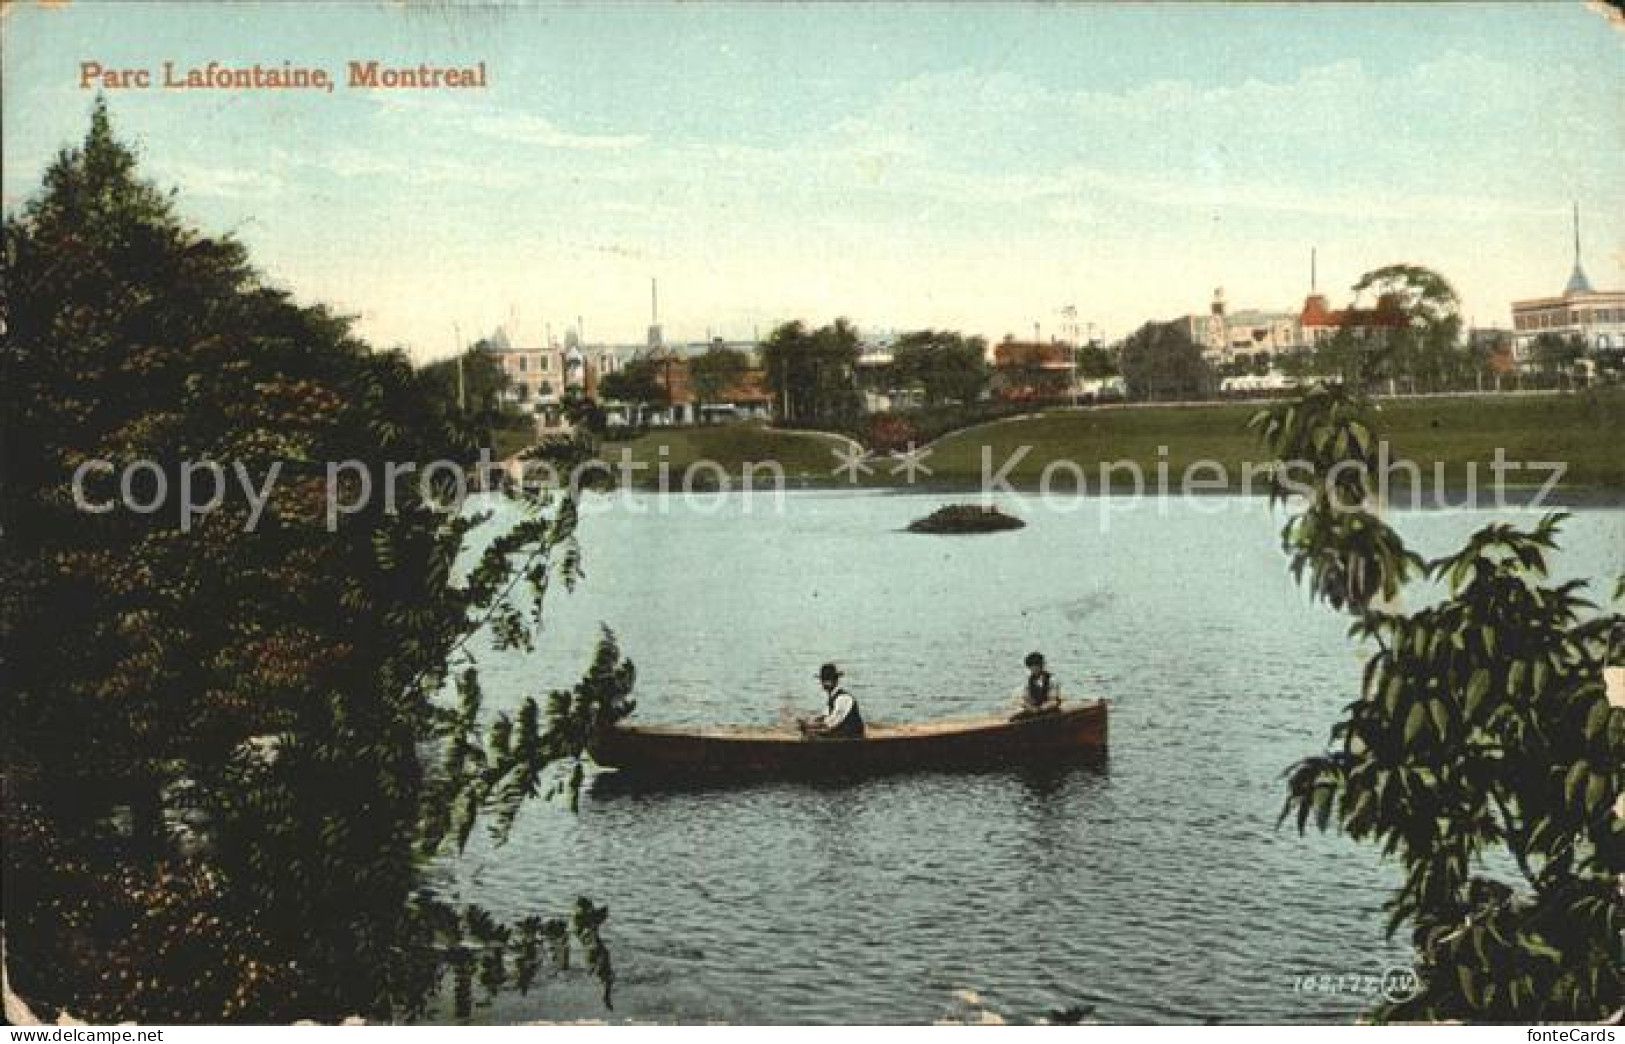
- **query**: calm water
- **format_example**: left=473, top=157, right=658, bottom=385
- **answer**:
left=436, top=491, right=1623, bottom=1024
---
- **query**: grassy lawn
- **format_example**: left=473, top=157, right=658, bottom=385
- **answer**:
left=927, top=391, right=1625, bottom=490
left=616, top=423, right=853, bottom=482
left=1366, top=392, right=1623, bottom=490
left=499, top=393, right=1625, bottom=492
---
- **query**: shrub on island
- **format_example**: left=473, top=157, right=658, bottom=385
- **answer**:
left=906, top=504, right=1025, bottom=534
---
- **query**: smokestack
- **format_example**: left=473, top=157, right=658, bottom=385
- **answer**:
left=647, top=279, right=666, bottom=350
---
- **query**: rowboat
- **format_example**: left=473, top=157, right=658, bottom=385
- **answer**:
left=589, top=699, right=1107, bottom=780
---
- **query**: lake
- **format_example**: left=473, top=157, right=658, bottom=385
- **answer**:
left=437, top=490, right=1623, bottom=1024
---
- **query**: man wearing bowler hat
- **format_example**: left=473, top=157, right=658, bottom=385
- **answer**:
left=799, top=662, right=865, bottom=739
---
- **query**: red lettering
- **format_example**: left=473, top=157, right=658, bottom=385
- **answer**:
left=79, top=62, right=150, bottom=89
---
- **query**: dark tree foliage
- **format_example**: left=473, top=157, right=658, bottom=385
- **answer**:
left=419, top=342, right=524, bottom=435
left=1073, top=344, right=1117, bottom=380
left=758, top=319, right=862, bottom=425
left=1251, top=383, right=1624, bottom=1022
left=1529, top=333, right=1587, bottom=378
left=1315, top=264, right=1467, bottom=390
left=596, top=357, right=665, bottom=408
left=890, top=330, right=990, bottom=406
left=1, top=99, right=633, bottom=1022
left=687, top=345, right=751, bottom=412
left=1118, top=321, right=1211, bottom=401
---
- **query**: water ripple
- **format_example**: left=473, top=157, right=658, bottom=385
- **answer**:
left=438, top=494, right=1622, bottom=1023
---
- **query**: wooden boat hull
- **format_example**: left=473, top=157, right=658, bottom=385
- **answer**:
left=590, top=700, right=1107, bottom=780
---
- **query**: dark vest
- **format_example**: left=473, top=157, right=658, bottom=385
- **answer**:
left=1026, top=671, right=1054, bottom=708
left=826, top=686, right=865, bottom=738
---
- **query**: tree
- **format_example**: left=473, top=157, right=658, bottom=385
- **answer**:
left=1118, top=321, right=1211, bottom=401
left=419, top=341, right=522, bottom=434
left=1530, top=333, right=1585, bottom=378
left=1, top=99, right=628, bottom=1022
left=1073, top=344, right=1117, bottom=379
left=597, top=357, right=665, bottom=411
left=1275, top=348, right=1318, bottom=380
left=1251, top=383, right=1624, bottom=1022
left=1462, top=331, right=1513, bottom=387
left=687, top=345, right=750, bottom=417
left=759, top=318, right=861, bottom=425
left=1345, top=264, right=1465, bottom=390
left=891, top=330, right=990, bottom=406
left=1312, top=325, right=1369, bottom=386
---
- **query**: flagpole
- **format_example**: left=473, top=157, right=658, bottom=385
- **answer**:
left=453, top=323, right=466, bottom=411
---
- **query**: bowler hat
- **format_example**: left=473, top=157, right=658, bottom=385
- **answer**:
left=817, top=663, right=842, bottom=681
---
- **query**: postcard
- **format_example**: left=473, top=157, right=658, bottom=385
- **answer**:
left=2, top=0, right=1622, bottom=1031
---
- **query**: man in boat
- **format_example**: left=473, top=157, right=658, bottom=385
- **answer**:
left=1011, top=651, right=1062, bottom=720
left=799, top=662, right=865, bottom=739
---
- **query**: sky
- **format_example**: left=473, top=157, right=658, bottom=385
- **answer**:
left=4, top=1, right=1623, bottom=360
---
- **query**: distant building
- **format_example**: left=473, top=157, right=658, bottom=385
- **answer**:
left=1222, top=309, right=1302, bottom=359
left=1298, top=289, right=1408, bottom=347
left=1180, top=288, right=1303, bottom=365
left=1219, top=372, right=1307, bottom=394
left=484, top=277, right=772, bottom=429
left=1509, top=206, right=1625, bottom=371
left=668, top=339, right=761, bottom=360
left=853, top=330, right=921, bottom=412
left=618, top=341, right=771, bottom=426
left=1177, top=291, right=1228, bottom=359
left=483, top=326, right=622, bottom=434
left=1076, top=375, right=1126, bottom=400
left=992, top=338, right=1073, bottom=401
left=857, top=328, right=900, bottom=362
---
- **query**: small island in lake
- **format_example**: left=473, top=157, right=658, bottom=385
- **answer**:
left=906, top=504, right=1026, bottom=534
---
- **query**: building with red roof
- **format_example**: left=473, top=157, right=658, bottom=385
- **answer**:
left=1298, top=290, right=1409, bottom=348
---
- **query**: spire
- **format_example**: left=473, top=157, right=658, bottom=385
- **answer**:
left=1565, top=201, right=1593, bottom=295
left=1311, top=246, right=1318, bottom=294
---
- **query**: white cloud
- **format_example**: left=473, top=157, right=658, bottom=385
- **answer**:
left=711, top=52, right=1609, bottom=226
left=463, top=108, right=645, bottom=151
left=146, top=159, right=284, bottom=199
left=369, top=91, right=644, bottom=151
left=315, top=144, right=524, bottom=188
